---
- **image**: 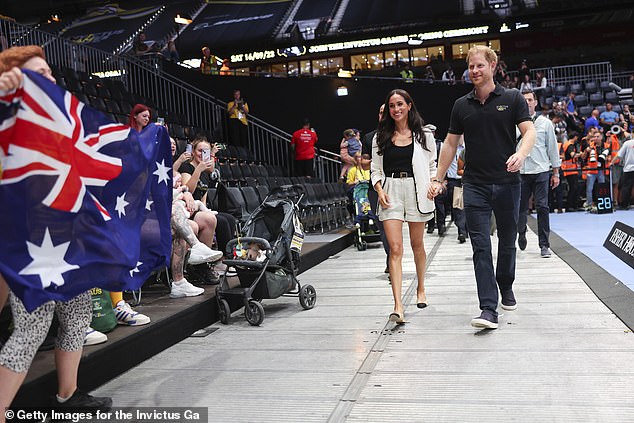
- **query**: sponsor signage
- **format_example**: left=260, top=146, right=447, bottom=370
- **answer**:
left=230, top=24, right=492, bottom=63
left=604, top=221, right=634, bottom=269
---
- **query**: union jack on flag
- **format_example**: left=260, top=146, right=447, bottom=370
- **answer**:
left=0, top=70, right=172, bottom=311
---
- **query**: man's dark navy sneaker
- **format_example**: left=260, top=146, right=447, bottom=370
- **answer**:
left=500, top=289, right=517, bottom=311
left=470, top=310, right=498, bottom=329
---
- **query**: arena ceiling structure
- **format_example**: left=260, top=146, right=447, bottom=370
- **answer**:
left=3, top=0, right=634, bottom=58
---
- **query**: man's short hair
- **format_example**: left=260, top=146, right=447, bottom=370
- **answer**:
left=522, top=90, right=537, bottom=101
left=0, top=45, right=46, bottom=73
left=466, top=45, right=497, bottom=65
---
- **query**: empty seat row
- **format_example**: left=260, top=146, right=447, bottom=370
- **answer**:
left=207, top=181, right=350, bottom=233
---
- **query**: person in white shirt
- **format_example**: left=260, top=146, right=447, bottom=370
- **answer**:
left=517, top=91, right=561, bottom=258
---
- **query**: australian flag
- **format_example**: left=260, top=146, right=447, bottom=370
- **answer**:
left=0, top=70, right=172, bottom=311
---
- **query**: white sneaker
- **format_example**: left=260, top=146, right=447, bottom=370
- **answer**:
left=170, top=279, right=205, bottom=298
left=84, top=328, right=108, bottom=346
left=113, top=301, right=151, bottom=326
left=188, top=243, right=223, bottom=265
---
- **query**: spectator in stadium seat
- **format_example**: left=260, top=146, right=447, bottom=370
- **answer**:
left=461, top=68, right=472, bottom=84
left=371, top=89, right=436, bottom=324
left=519, top=74, right=533, bottom=93
left=200, top=47, right=218, bottom=75
left=424, top=65, right=436, bottom=82
left=178, top=137, right=237, bottom=262
left=518, top=59, right=531, bottom=81
left=227, top=89, right=249, bottom=148
left=621, top=104, right=632, bottom=128
left=291, top=118, right=318, bottom=177
left=0, top=45, right=111, bottom=418
left=220, top=58, right=231, bottom=76
left=441, top=66, right=455, bottom=84
left=163, top=40, right=179, bottom=62
left=581, top=129, right=605, bottom=209
left=134, top=32, right=150, bottom=56
left=561, top=131, right=583, bottom=211
left=599, top=102, right=620, bottom=132
left=565, top=92, right=577, bottom=115
left=534, top=71, right=547, bottom=92
left=585, top=108, right=600, bottom=134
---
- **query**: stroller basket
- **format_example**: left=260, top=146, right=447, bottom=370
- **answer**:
left=235, top=267, right=295, bottom=299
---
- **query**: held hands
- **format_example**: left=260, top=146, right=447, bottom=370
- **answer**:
left=506, top=152, right=526, bottom=173
left=377, top=189, right=391, bottom=209
left=0, top=67, right=23, bottom=92
left=427, top=180, right=445, bottom=199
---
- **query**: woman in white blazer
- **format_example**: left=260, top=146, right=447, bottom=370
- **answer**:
left=371, top=89, right=437, bottom=324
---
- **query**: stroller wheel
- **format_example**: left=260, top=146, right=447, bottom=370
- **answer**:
left=299, top=284, right=317, bottom=310
left=245, top=300, right=265, bottom=326
left=360, top=241, right=368, bottom=251
left=218, top=298, right=230, bottom=325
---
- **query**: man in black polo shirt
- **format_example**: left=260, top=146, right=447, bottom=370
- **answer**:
left=362, top=104, right=390, bottom=274
left=429, top=46, right=536, bottom=329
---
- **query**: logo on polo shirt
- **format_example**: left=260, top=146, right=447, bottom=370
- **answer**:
left=496, top=105, right=509, bottom=111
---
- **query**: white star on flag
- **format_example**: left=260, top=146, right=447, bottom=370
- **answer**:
left=115, top=193, right=129, bottom=218
left=145, top=199, right=154, bottom=211
left=19, top=228, right=79, bottom=289
left=153, top=159, right=170, bottom=185
left=129, top=261, right=143, bottom=277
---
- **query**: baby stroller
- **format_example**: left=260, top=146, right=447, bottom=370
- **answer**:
left=352, top=182, right=381, bottom=251
left=216, top=185, right=317, bottom=326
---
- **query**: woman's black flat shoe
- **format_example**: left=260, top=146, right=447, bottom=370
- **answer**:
left=417, top=302, right=428, bottom=309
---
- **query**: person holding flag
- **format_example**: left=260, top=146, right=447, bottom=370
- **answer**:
left=0, top=46, right=171, bottom=416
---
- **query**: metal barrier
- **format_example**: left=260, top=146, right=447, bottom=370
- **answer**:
left=508, top=61, right=613, bottom=87
left=315, top=149, right=343, bottom=183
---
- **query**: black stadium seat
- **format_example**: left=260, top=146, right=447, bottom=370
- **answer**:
left=589, top=93, right=603, bottom=105
left=240, top=186, right=261, bottom=215
left=584, top=81, right=598, bottom=94
left=605, top=91, right=619, bottom=104
left=574, top=94, right=588, bottom=107
left=554, top=85, right=568, bottom=98
left=569, top=83, right=583, bottom=95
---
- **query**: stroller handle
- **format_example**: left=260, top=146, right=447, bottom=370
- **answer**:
left=225, top=237, right=272, bottom=255
left=268, top=184, right=305, bottom=198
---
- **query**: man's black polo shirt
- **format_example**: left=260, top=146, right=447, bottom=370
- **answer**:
left=448, top=84, right=530, bottom=184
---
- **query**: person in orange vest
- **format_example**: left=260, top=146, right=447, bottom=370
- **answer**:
left=561, top=131, right=583, bottom=211
left=581, top=129, right=605, bottom=209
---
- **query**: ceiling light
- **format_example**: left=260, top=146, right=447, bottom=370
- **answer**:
left=337, top=86, right=348, bottom=96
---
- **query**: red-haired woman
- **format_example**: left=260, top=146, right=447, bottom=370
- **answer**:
left=128, top=103, right=151, bottom=132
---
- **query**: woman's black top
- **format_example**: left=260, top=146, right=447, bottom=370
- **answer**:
left=383, top=142, right=413, bottom=175
left=178, top=162, right=218, bottom=201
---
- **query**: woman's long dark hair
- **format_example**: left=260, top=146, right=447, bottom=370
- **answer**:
left=375, top=89, right=428, bottom=155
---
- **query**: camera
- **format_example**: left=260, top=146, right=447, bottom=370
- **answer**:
left=598, top=149, right=610, bottom=163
